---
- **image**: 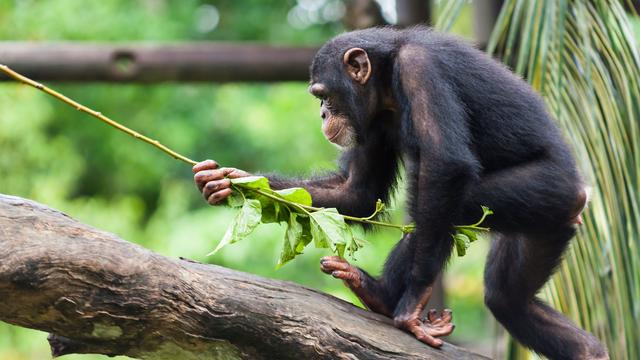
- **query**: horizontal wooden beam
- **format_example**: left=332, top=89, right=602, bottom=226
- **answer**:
left=0, top=42, right=318, bottom=83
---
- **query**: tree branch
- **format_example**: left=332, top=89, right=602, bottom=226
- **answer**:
left=0, top=194, right=488, bottom=359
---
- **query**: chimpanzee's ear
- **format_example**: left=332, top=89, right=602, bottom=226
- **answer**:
left=343, top=48, right=371, bottom=85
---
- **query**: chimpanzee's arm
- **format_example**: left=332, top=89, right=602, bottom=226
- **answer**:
left=391, top=45, right=480, bottom=320
left=267, top=134, right=401, bottom=217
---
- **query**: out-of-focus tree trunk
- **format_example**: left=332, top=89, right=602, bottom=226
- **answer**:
left=396, top=0, right=431, bottom=26
left=343, top=0, right=388, bottom=29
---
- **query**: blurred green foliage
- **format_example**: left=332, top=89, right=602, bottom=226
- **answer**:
left=0, top=1, right=490, bottom=359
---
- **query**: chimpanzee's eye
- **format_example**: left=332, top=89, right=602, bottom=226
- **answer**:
left=324, top=99, right=333, bottom=110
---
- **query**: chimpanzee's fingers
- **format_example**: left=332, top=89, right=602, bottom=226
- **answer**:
left=192, top=159, right=219, bottom=174
left=203, top=179, right=232, bottom=199
left=226, top=168, right=251, bottom=179
left=207, top=188, right=232, bottom=205
left=194, top=168, right=233, bottom=191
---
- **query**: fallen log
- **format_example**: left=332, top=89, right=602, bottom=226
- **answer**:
left=0, top=194, right=488, bottom=359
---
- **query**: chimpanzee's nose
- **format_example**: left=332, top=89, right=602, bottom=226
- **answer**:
left=320, top=109, right=327, bottom=120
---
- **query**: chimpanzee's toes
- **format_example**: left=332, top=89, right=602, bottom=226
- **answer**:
left=320, top=256, right=351, bottom=274
left=319, top=256, right=362, bottom=287
left=424, top=309, right=453, bottom=326
left=394, top=317, right=444, bottom=348
left=422, top=309, right=455, bottom=337
left=395, top=308, right=455, bottom=347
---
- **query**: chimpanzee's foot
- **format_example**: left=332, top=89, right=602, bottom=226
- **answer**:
left=320, top=256, right=362, bottom=287
left=393, top=286, right=455, bottom=347
left=320, top=256, right=392, bottom=316
left=395, top=309, right=455, bottom=347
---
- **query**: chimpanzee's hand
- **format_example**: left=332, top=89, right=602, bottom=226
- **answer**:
left=193, top=160, right=251, bottom=205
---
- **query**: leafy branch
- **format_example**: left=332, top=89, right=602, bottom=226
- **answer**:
left=452, top=206, right=493, bottom=256
left=0, top=64, right=491, bottom=265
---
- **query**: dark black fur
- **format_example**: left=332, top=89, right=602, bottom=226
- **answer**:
left=269, top=27, right=606, bottom=360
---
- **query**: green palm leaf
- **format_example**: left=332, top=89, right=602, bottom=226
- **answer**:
left=486, top=1, right=640, bottom=359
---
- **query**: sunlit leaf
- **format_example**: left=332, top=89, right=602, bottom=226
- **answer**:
left=453, top=233, right=471, bottom=257
left=309, top=208, right=353, bottom=257
left=459, top=228, right=478, bottom=243
left=488, top=1, right=640, bottom=357
left=229, top=175, right=271, bottom=190
left=277, top=212, right=302, bottom=268
left=274, top=187, right=312, bottom=206
left=293, top=214, right=313, bottom=254
left=208, top=198, right=261, bottom=256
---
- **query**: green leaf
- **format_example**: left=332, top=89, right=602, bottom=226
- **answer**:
left=293, top=214, right=313, bottom=254
left=453, top=233, right=471, bottom=257
left=309, top=208, right=352, bottom=257
left=276, top=212, right=302, bottom=268
left=229, top=175, right=271, bottom=190
left=208, top=198, right=262, bottom=256
left=225, top=190, right=245, bottom=207
left=225, top=176, right=272, bottom=207
left=260, top=200, right=283, bottom=223
left=274, top=187, right=312, bottom=206
left=459, top=228, right=478, bottom=242
left=309, top=214, right=330, bottom=249
left=346, top=233, right=364, bottom=258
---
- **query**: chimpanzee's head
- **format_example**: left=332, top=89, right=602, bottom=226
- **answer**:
left=308, top=30, right=397, bottom=149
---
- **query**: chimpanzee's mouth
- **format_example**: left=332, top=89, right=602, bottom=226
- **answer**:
left=327, top=126, right=343, bottom=142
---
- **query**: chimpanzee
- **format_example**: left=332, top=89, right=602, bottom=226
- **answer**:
left=193, top=27, right=608, bottom=359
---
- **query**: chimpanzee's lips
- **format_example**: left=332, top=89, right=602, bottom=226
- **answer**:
left=327, top=126, right=343, bottom=142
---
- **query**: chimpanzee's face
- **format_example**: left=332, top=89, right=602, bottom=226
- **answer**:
left=308, top=47, right=375, bottom=149
left=308, top=83, right=357, bottom=149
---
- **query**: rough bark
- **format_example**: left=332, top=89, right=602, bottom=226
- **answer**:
left=0, top=194, right=488, bottom=360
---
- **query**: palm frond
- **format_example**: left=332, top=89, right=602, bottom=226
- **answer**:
left=488, top=1, right=640, bottom=359
left=434, top=0, right=468, bottom=31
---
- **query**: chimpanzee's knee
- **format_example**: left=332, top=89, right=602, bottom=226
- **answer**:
left=484, top=287, right=514, bottom=322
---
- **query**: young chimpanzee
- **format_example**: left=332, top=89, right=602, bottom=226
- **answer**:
left=193, top=27, right=608, bottom=359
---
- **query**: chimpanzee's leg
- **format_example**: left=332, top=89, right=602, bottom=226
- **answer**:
left=322, top=231, right=455, bottom=347
left=389, top=157, right=595, bottom=348
left=464, top=158, right=607, bottom=358
left=461, top=158, right=587, bottom=232
left=320, top=232, right=416, bottom=317
left=484, top=230, right=608, bottom=360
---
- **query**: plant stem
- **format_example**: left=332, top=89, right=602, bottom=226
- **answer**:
left=455, top=225, right=490, bottom=232
left=250, top=188, right=413, bottom=231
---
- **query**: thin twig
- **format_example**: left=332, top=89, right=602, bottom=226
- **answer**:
left=0, top=64, right=197, bottom=165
